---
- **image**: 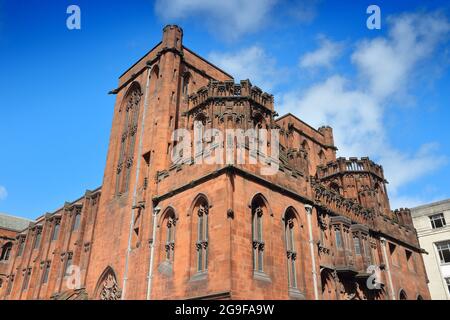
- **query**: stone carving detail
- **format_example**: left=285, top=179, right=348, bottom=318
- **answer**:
left=99, top=273, right=122, bottom=301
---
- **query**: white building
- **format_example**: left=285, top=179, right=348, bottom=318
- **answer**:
left=411, top=199, right=450, bottom=300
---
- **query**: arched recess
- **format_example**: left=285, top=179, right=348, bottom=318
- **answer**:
left=282, top=206, right=306, bottom=293
left=190, top=194, right=210, bottom=274
left=94, top=266, right=122, bottom=300
left=399, top=289, right=408, bottom=300
left=0, top=242, right=12, bottom=261
left=149, top=65, right=160, bottom=97
left=416, top=294, right=424, bottom=300
left=115, top=81, right=143, bottom=196
left=181, top=71, right=191, bottom=96
left=158, top=206, right=178, bottom=265
left=250, top=193, right=273, bottom=276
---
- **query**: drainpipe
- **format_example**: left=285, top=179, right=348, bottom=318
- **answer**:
left=121, top=67, right=151, bottom=299
left=146, top=205, right=161, bottom=300
left=305, top=204, right=319, bottom=300
left=380, top=237, right=396, bottom=300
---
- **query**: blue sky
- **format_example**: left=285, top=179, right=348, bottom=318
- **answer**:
left=0, top=0, right=449, bottom=219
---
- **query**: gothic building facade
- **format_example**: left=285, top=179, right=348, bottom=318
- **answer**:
left=0, top=25, right=430, bottom=300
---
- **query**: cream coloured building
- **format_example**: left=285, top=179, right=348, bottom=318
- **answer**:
left=411, top=199, right=450, bottom=300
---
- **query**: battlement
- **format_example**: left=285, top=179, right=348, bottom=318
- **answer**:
left=188, top=79, right=274, bottom=113
left=317, top=157, right=385, bottom=181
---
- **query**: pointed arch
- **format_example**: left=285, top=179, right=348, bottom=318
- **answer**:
left=158, top=206, right=177, bottom=264
left=0, top=242, right=12, bottom=261
left=399, top=289, right=407, bottom=300
left=190, top=194, right=210, bottom=273
left=94, top=266, right=122, bottom=300
left=182, top=71, right=191, bottom=96
left=283, top=207, right=299, bottom=289
left=250, top=193, right=270, bottom=273
left=149, top=65, right=160, bottom=96
left=115, top=81, right=143, bottom=196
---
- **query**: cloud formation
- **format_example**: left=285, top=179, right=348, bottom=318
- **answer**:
left=208, top=46, right=286, bottom=91
left=299, top=36, right=344, bottom=69
left=154, top=0, right=277, bottom=40
left=0, top=185, right=7, bottom=201
left=279, top=11, right=450, bottom=206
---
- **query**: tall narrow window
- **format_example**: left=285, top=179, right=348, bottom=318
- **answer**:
left=164, top=210, right=176, bottom=263
left=252, top=198, right=265, bottom=273
left=6, top=275, right=14, bottom=295
left=182, top=73, right=190, bottom=96
left=353, top=236, right=361, bottom=255
left=285, top=210, right=298, bottom=288
left=64, top=253, right=73, bottom=277
left=41, top=261, right=51, bottom=284
left=196, top=203, right=209, bottom=272
left=17, top=238, right=25, bottom=256
left=335, top=227, right=343, bottom=249
left=0, top=242, right=12, bottom=261
left=72, top=210, right=81, bottom=232
left=51, top=220, right=60, bottom=241
left=22, top=268, right=31, bottom=291
left=34, top=229, right=42, bottom=250
left=116, top=84, right=142, bottom=196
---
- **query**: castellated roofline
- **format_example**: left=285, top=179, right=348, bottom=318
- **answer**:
left=188, top=79, right=275, bottom=113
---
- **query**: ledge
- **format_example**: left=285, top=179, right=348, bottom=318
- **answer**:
left=253, top=270, right=271, bottom=283
left=288, top=288, right=306, bottom=300
left=190, top=271, right=208, bottom=282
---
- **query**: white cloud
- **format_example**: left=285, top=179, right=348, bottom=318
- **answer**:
left=352, top=12, right=450, bottom=100
left=0, top=185, right=7, bottom=201
left=279, top=11, right=450, bottom=205
left=299, top=36, right=344, bottom=69
left=208, top=46, right=286, bottom=91
left=154, top=0, right=277, bottom=40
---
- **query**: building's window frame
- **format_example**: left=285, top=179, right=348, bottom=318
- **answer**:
left=33, top=228, right=42, bottom=250
left=72, top=209, right=82, bottom=232
left=252, top=205, right=265, bottom=273
left=0, top=242, right=12, bottom=261
left=436, top=241, right=450, bottom=264
left=445, top=277, right=450, bottom=295
left=21, top=268, right=31, bottom=291
left=335, top=226, right=343, bottom=249
left=430, top=213, right=446, bottom=229
left=51, top=219, right=61, bottom=241
left=41, top=261, right=51, bottom=284
left=164, top=211, right=176, bottom=263
left=284, top=212, right=298, bottom=289
left=17, top=237, right=25, bottom=257
left=64, top=252, right=73, bottom=277
left=6, top=274, right=14, bottom=295
left=353, top=235, right=361, bottom=255
left=196, top=203, right=209, bottom=273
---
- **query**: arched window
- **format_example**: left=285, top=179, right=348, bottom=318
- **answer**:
left=417, top=294, right=424, bottom=300
left=94, top=267, right=122, bottom=300
left=115, top=83, right=142, bottom=196
left=284, top=209, right=298, bottom=288
left=0, top=242, right=12, bottom=261
left=252, top=196, right=266, bottom=273
left=182, top=73, right=190, bottom=96
left=162, top=209, right=176, bottom=263
left=194, top=197, right=209, bottom=273
left=399, top=289, right=407, bottom=300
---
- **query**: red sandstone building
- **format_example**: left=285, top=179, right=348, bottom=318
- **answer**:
left=0, top=26, right=430, bottom=300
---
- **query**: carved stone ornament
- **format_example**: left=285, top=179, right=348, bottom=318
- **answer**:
left=99, top=273, right=122, bottom=301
